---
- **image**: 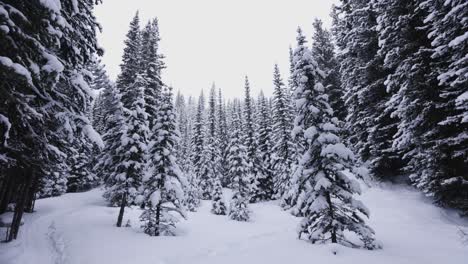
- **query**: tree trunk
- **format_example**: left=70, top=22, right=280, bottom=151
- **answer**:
left=155, top=203, right=161, bottom=236
left=326, top=192, right=337, bottom=244
left=0, top=172, right=14, bottom=213
left=116, top=192, right=127, bottom=227
left=25, top=174, right=38, bottom=213
left=8, top=168, right=32, bottom=241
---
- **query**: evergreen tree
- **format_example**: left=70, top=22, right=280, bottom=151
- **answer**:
left=289, top=28, right=380, bottom=249
left=282, top=28, right=309, bottom=210
left=333, top=0, right=386, bottom=163
left=116, top=11, right=142, bottom=109
left=228, top=103, right=251, bottom=221
left=175, top=91, right=190, bottom=171
left=243, top=77, right=260, bottom=202
left=88, top=59, right=113, bottom=135
left=184, top=170, right=201, bottom=212
left=140, top=86, right=186, bottom=236
left=333, top=0, right=402, bottom=180
left=217, top=89, right=230, bottom=187
left=38, top=169, right=68, bottom=199
left=311, top=19, right=345, bottom=121
left=105, top=13, right=149, bottom=227
left=141, top=18, right=164, bottom=131
left=211, top=179, right=227, bottom=215
left=191, top=92, right=206, bottom=199
left=95, top=84, right=125, bottom=184
left=0, top=0, right=102, bottom=241
left=105, top=73, right=149, bottom=227
left=67, top=139, right=97, bottom=192
left=205, top=85, right=227, bottom=214
left=420, top=0, right=468, bottom=214
left=253, top=92, right=275, bottom=201
left=271, top=64, right=295, bottom=199
left=175, top=92, right=199, bottom=211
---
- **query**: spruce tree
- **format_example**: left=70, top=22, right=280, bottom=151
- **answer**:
left=228, top=103, right=251, bottom=221
left=105, top=13, right=149, bottom=227
left=88, top=59, right=113, bottom=135
left=217, top=89, right=230, bottom=187
left=243, top=77, right=261, bottom=202
left=253, top=91, right=275, bottom=201
left=141, top=18, right=164, bottom=131
left=95, top=84, right=125, bottom=184
left=282, top=28, right=309, bottom=210
left=333, top=0, right=401, bottom=180
left=271, top=64, right=295, bottom=199
left=174, top=92, right=199, bottom=211
left=191, top=92, right=206, bottom=198
left=211, top=179, right=227, bottom=215
left=289, top=28, right=380, bottom=249
left=205, top=85, right=227, bottom=214
left=185, top=171, right=201, bottom=212
left=140, top=86, right=186, bottom=236
left=67, top=139, right=97, bottom=192
left=175, top=91, right=190, bottom=171
left=421, top=0, right=468, bottom=214
left=333, top=0, right=386, bottom=163
left=38, top=169, right=68, bottom=199
left=116, top=11, right=142, bottom=109
left=105, top=73, right=149, bottom=227
left=311, top=19, right=345, bottom=121
left=0, top=0, right=102, bottom=240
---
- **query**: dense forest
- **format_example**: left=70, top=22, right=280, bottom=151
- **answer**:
left=0, top=0, right=467, bottom=252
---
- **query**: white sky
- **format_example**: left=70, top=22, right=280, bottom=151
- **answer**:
left=95, top=0, right=338, bottom=99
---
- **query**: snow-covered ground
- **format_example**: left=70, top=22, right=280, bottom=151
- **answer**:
left=1, top=184, right=467, bottom=264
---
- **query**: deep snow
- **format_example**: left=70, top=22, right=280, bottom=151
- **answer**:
left=1, top=184, right=467, bottom=264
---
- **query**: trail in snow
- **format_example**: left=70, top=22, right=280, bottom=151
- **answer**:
left=1, top=184, right=467, bottom=264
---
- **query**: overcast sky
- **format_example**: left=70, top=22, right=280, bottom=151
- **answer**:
left=95, top=0, right=338, bottom=99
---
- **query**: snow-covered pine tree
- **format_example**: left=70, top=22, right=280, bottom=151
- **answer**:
left=374, top=0, right=437, bottom=185
left=116, top=11, right=142, bottom=109
left=211, top=179, right=227, bottom=215
left=281, top=28, right=309, bottom=210
left=217, top=89, right=230, bottom=187
left=67, top=138, right=97, bottom=193
left=184, top=173, right=201, bottom=212
left=105, top=72, right=149, bottom=227
left=141, top=86, right=186, bottom=236
left=333, top=0, right=401, bottom=180
left=174, top=92, right=199, bottom=211
left=333, top=0, right=386, bottom=164
left=205, top=85, right=227, bottom=214
left=183, top=96, right=200, bottom=210
left=191, top=91, right=214, bottom=200
left=105, top=13, right=149, bottom=227
left=288, top=46, right=294, bottom=87
left=38, top=168, right=68, bottom=199
left=92, top=83, right=117, bottom=136
left=421, top=0, right=468, bottom=214
left=228, top=102, right=251, bottom=221
left=95, top=84, right=125, bottom=183
left=271, top=64, right=295, bottom=199
left=289, top=28, right=380, bottom=249
left=116, top=70, right=149, bottom=227
left=311, top=19, right=345, bottom=121
left=190, top=92, right=206, bottom=198
left=141, top=18, right=164, bottom=131
left=175, top=91, right=190, bottom=171
left=88, top=59, right=113, bottom=135
left=253, top=91, right=275, bottom=201
left=0, top=0, right=102, bottom=241
left=243, top=77, right=261, bottom=202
